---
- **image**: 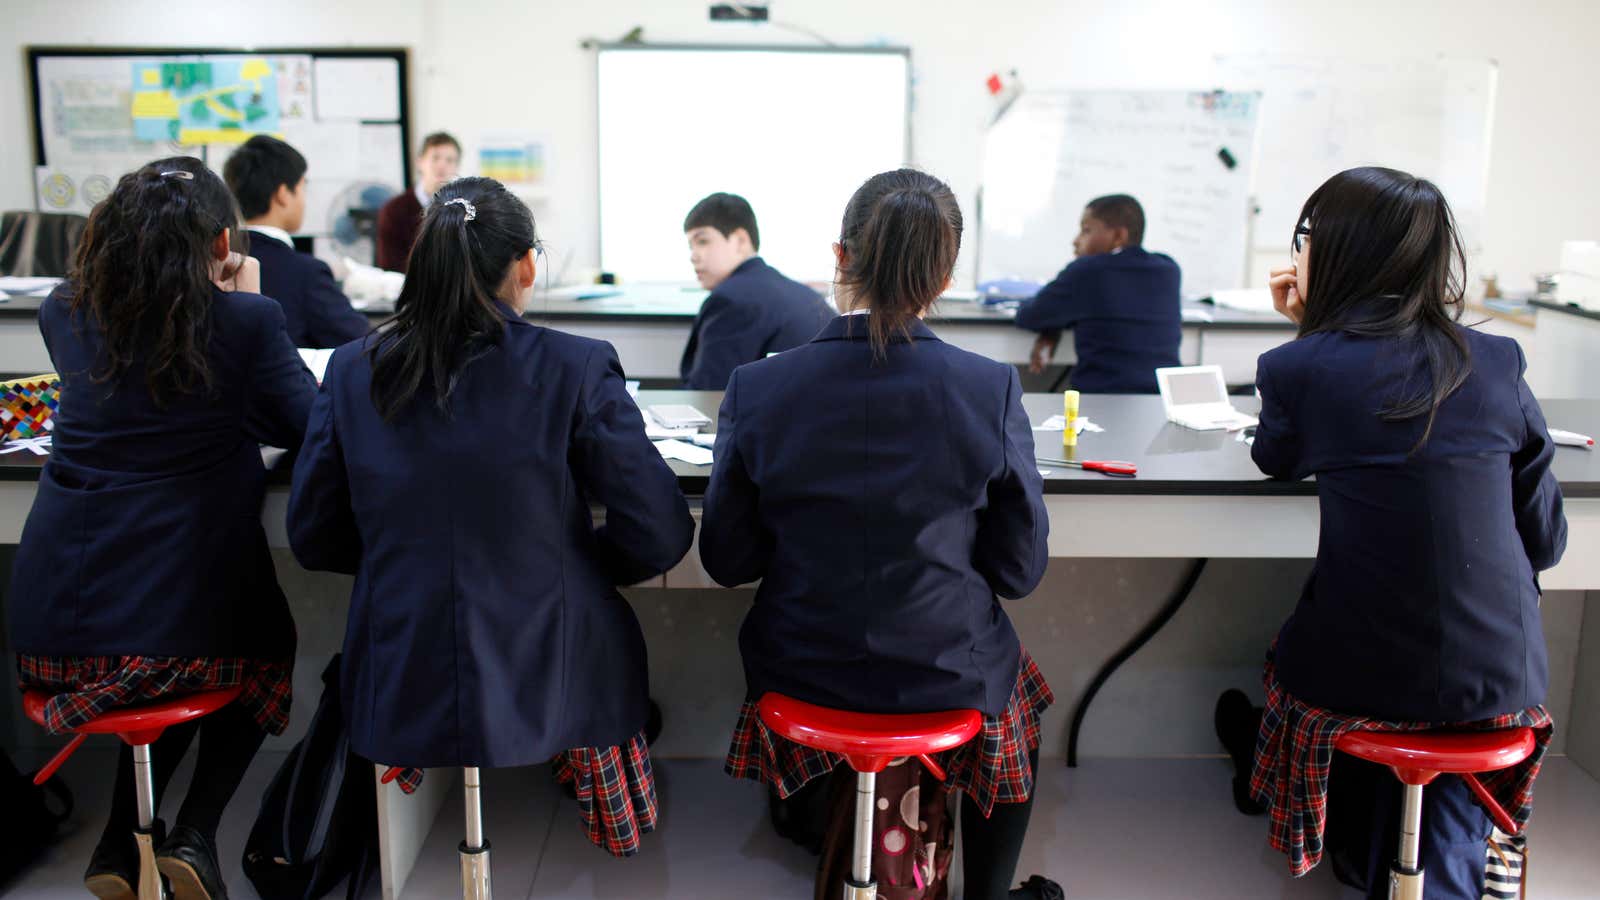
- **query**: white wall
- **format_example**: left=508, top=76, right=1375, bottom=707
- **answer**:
left=5, top=0, right=1600, bottom=293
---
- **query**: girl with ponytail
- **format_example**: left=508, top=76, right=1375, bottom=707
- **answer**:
left=10, top=156, right=318, bottom=897
left=288, top=176, right=693, bottom=858
left=703, top=169, right=1061, bottom=899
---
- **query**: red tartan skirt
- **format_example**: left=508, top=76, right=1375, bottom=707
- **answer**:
left=1249, top=652, right=1553, bottom=878
left=388, top=730, right=658, bottom=859
left=725, top=648, right=1053, bottom=818
left=15, top=654, right=293, bottom=736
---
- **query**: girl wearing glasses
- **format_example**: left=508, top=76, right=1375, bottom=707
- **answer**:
left=1219, top=166, right=1565, bottom=900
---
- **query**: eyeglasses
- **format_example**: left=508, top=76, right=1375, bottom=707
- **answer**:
left=1292, top=221, right=1312, bottom=254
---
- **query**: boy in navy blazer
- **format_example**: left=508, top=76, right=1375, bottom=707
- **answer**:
left=224, top=135, right=372, bottom=349
left=680, top=192, right=832, bottom=390
left=1014, top=194, right=1181, bottom=393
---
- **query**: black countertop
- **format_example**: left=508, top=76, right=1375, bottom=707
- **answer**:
left=0, top=283, right=1296, bottom=331
left=1530, top=299, right=1600, bottom=323
left=5, top=392, right=1596, bottom=498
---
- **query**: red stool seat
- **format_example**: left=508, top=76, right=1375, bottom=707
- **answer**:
left=757, top=692, right=982, bottom=775
left=1335, top=727, right=1536, bottom=836
left=22, top=686, right=243, bottom=784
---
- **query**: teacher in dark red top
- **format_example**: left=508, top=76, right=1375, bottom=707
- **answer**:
left=374, top=131, right=460, bottom=272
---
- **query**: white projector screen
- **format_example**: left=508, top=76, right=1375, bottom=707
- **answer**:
left=597, top=45, right=910, bottom=284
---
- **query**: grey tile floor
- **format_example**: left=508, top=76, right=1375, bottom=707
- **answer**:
left=6, top=747, right=1598, bottom=899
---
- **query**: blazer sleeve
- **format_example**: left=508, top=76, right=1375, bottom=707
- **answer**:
left=243, top=298, right=319, bottom=449
left=699, top=368, right=773, bottom=587
left=571, top=343, right=694, bottom=583
left=304, top=259, right=372, bottom=349
left=1014, top=264, right=1083, bottom=332
left=375, top=199, right=411, bottom=273
left=1250, top=353, right=1303, bottom=481
left=973, top=367, right=1050, bottom=599
left=1510, top=346, right=1567, bottom=572
left=682, top=292, right=762, bottom=390
left=287, top=381, right=361, bottom=575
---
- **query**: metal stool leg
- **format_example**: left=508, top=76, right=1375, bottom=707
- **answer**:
left=131, top=743, right=166, bottom=900
left=1388, top=782, right=1425, bottom=900
left=843, top=770, right=877, bottom=900
left=459, top=767, right=492, bottom=900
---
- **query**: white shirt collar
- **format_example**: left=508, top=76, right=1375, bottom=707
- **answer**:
left=415, top=184, right=432, bottom=208
left=247, top=224, right=293, bottom=248
left=843, top=307, right=871, bottom=315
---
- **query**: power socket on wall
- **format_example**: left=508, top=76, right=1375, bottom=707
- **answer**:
left=710, top=4, right=769, bottom=21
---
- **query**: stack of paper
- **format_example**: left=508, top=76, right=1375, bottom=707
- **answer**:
left=654, top=438, right=712, bottom=466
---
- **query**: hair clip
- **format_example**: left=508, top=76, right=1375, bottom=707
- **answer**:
left=158, top=170, right=195, bottom=180
left=444, top=197, right=477, bottom=222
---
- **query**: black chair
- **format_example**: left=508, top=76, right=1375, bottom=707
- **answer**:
left=0, top=211, right=89, bottom=276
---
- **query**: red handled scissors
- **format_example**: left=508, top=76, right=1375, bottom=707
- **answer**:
left=1037, top=458, right=1138, bottom=477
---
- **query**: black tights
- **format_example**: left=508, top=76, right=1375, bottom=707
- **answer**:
left=960, top=748, right=1040, bottom=900
left=100, top=701, right=266, bottom=846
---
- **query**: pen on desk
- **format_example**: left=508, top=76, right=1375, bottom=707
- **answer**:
left=1036, top=457, right=1138, bottom=477
left=1550, top=428, right=1594, bottom=448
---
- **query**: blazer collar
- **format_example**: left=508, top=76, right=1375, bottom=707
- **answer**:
left=810, top=314, right=941, bottom=344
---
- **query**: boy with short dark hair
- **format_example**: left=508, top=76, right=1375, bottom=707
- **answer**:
left=224, top=135, right=371, bottom=349
left=375, top=131, right=461, bottom=272
left=680, top=192, right=832, bottom=390
left=1015, top=194, right=1181, bottom=393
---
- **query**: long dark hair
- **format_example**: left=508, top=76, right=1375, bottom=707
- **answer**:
left=368, top=177, right=538, bottom=421
left=837, top=169, right=963, bottom=355
left=1295, top=166, right=1470, bottom=448
left=69, top=156, right=244, bottom=405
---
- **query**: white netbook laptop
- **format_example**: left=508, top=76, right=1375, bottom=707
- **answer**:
left=1155, top=365, right=1258, bottom=432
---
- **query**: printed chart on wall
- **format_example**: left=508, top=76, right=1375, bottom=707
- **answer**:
left=30, top=50, right=408, bottom=263
left=977, top=90, right=1261, bottom=301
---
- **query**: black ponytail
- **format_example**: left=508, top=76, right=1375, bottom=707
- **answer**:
left=837, top=169, right=962, bottom=355
left=368, top=176, right=538, bottom=421
left=70, top=156, right=243, bottom=405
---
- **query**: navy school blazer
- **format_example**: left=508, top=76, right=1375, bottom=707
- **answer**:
left=249, top=231, right=372, bottom=349
left=1253, top=323, right=1566, bottom=722
left=679, top=256, right=833, bottom=390
left=7, top=284, right=318, bottom=658
left=287, top=306, right=695, bottom=767
left=1014, top=246, right=1182, bottom=394
left=700, top=315, right=1050, bottom=718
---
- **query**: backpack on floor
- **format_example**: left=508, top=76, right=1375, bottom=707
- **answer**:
left=242, top=654, right=377, bottom=900
left=0, top=747, right=73, bottom=891
left=814, top=757, right=956, bottom=900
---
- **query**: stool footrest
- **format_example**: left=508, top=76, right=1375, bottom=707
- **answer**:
left=32, top=732, right=86, bottom=786
left=1461, top=772, right=1520, bottom=836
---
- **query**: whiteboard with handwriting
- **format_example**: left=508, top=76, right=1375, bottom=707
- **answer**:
left=977, top=90, right=1260, bottom=300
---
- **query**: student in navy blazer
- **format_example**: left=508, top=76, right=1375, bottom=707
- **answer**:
left=702, top=171, right=1058, bottom=900
left=8, top=159, right=318, bottom=894
left=1014, top=194, right=1181, bottom=393
left=288, top=179, right=692, bottom=856
left=680, top=193, right=832, bottom=389
left=1221, top=168, right=1565, bottom=900
left=224, top=135, right=371, bottom=348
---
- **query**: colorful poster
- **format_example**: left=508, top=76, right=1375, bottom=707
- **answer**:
left=477, top=134, right=548, bottom=186
left=131, top=57, right=280, bottom=144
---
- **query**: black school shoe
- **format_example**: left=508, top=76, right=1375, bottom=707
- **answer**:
left=156, top=826, right=229, bottom=900
left=1214, top=688, right=1268, bottom=815
left=1010, top=874, right=1065, bottom=899
left=83, top=829, right=140, bottom=900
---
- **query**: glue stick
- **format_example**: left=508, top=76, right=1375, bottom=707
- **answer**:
left=1063, top=390, right=1080, bottom=450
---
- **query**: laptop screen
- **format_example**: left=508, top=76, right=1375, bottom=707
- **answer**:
left=1167, top=370, right=1226, bottom=406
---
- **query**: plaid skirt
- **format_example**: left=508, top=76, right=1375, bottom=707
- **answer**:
left=387, top=730, right=658, bottom=859
left=1249, top=653, right=1553, bottom=877
left=15, top=654, right=293, bottom=736
left=725, top=649, right=1053, bottom=818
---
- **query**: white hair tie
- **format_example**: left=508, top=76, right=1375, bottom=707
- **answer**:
left=443, top=197, right=476, bottom=222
